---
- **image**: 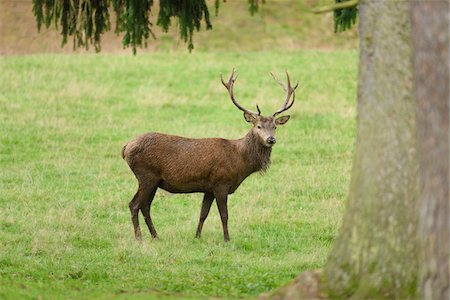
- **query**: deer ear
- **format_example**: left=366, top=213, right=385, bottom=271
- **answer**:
left=275, top=115, right=290, bottom=125
left=244, top=111, right=256, bottom=123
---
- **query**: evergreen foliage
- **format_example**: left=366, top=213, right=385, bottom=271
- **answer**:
left=32, top=0, right=111, bottom=52
left=32, top=0, right=214, bottom=53
left=248, top=0, right=265, bottom=16
left=112, top=0, right=155, bottom=54
left=333, top=0, right=358, bottom=32
left=157, top=0, right=212, bottom=52
left=32, top=0, right=358, bottom=54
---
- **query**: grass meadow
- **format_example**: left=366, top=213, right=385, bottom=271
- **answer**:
left=0, top=50, right=357, bottom=299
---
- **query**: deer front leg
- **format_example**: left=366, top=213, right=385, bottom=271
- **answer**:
left=215, top=192, right=230, bottom=242
left=195, top=193, right=215, bottom=239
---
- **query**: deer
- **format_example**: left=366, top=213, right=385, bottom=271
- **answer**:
left=122, top=69, right=298, bottom=242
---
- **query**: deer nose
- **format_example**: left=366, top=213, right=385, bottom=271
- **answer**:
left=267, top=136, right=276, bottom=145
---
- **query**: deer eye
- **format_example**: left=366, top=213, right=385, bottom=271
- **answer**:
left=257, top=125, right=261, bottom=129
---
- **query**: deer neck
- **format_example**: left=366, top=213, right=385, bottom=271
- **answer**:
left=239, top=130, right=272, bottom=173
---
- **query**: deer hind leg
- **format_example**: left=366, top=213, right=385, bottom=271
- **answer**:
left=129, top=180, right=158, bottom=241
left=140, top=186, right=158, bottom=239
left=195, top=193, right=215, bottom=239
left=129, top=190, right=142, bottom=241
left=215, top=192, right=230, bottom=242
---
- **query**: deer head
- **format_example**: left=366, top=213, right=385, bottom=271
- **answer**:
left=221, top=69, right=298, bottom=147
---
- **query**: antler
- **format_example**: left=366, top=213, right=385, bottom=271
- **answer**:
left=270, top=71, right=299, bottom=117
left=221, top=68, right=260, bottom=116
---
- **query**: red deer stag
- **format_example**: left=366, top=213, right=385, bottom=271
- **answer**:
left=122, top=69, right=298, bottom=242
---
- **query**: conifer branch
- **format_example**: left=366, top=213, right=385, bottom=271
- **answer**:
left=312, top=0, right=359, bottom=14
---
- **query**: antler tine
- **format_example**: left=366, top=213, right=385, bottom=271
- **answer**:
left=220, top=68, right=235, bottom=87
left=271, top=71, right=299, bottom=117
left=270, top=72, right=288, bottom=92
left=221, top=68, right=258, bottom=115
left=256, top=103, right=261, bottom=115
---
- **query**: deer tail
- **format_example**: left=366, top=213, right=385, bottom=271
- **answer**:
left=121, top=143, right=127, bottom=160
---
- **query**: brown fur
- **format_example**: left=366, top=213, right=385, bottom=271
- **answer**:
left=124, top=131, right=269, bottom=194
left=122, top=114, right=289, bottom=242
left=121, top=144, right=127, bottom=159
left=123, top=70, right=296, bottom=241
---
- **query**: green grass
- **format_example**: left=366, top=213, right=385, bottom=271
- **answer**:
left=0, top=50, right=357, bottom=299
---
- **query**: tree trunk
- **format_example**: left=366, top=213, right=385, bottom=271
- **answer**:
left=323, top=0, right=420, bottom=298
left=260, top=1, right=449, bottom=299
left=411, top=1, right=450, bottom=299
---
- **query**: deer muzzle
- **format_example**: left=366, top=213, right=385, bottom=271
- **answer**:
left=266, top=136, right=276, bottom=146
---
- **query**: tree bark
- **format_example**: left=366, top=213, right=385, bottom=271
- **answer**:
left=259, top=1, right=450, bottom=299
left=323, top=0, right=420, bottom=298
left=411, top=1, right=450, bottom=299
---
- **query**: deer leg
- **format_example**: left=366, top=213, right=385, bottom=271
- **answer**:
left=140, top=187, right=158, bottom=239
left=129, top=191, right=142, bottom=241
left=129, top=180, right=157, bottom=241
left=215, top=193, right=230, bottom=242
left=195, top=193, right=215, bottom=239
